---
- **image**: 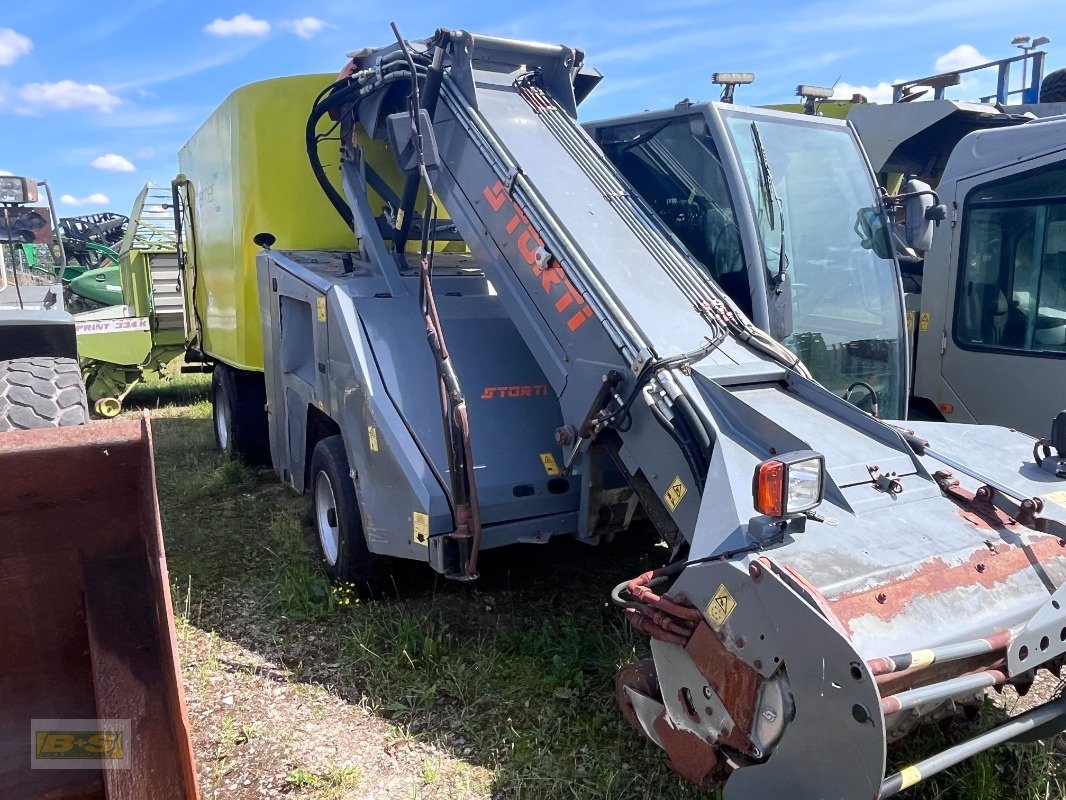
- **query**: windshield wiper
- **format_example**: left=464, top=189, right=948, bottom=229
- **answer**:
left=614, top=120, right=671, bottom=153
left=749, top=121, right=788, bottom=285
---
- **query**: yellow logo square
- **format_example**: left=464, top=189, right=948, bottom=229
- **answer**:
left=539, top=452, right=561, bottom=476
left=412, top=512, right=429, bottom=545
left=663, top=476, right=687, bottom=511
left=35, top=731, right=124, bottom=760
left=706, top=583, right=738, bottom=630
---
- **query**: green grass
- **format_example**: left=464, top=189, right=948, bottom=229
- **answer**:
left=140, top=373, right=1064, bottom=800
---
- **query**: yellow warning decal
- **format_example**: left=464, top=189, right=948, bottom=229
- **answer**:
left=412, top=512, right=429, bottom=546
left=899, top=765, right=923, bottom=790
left=1045, top=490, right=1066, bottom=509
left=910, top=649, right=935, bottom=669
left=539, top=452, right=561, bottom=476
left=316, top=296, right=327, bottom=322
left=919, top=312, right=931, bottom=333
left=368, top=425, right=379, bottom=452
left=906, top=311, right=915, bottom=332
left=663, top=476, right=687, bottom=511
left=706, top=583, right=738, bottom=630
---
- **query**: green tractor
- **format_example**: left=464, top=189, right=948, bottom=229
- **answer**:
left=74, top=183, right=190, bottom=417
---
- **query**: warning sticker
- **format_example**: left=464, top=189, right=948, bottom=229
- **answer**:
left=316, top=296, right=327, bottom=322
left=663, top=476, right=687, bottom=511
left=412, top=512, right=429, bottom=546
left=539, top=452, right=561, bottom=476
left=707, top=583, right=738, bottom=630
left=368, top=425, right=379, bottom=452
left=906, top=311, right=915, bottom=332
left=1045, top=490, right=1066, bottom=509
left=919, top=312, right=931, bottom=333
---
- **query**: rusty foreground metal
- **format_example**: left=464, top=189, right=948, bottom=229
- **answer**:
left=615, top=499, right=1066, bottom=797
left=0, top=416, right=199, bottom=800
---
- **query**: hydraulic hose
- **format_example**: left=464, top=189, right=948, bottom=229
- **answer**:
left=306, top=78, right=360, bottom=230
left=394, top=37, right=448, bottom=252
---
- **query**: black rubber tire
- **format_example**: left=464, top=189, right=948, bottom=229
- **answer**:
left=309, top=435, right=375, bottom=583
left=211, top=363, right=270, bottom=464
left=1041, top=67, right=1066, bottom=103
left=0, top=357, right=89, bottom=432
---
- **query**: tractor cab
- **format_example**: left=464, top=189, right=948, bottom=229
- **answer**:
left=587, top=103, right=908, bottom=418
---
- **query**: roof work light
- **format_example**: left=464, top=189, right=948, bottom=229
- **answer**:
left=712, top=72, right=755, bottom=104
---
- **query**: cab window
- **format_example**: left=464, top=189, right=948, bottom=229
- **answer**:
left=956, top=163, right=1066, bottom=354
left=598, top=116, right=753, bottom=319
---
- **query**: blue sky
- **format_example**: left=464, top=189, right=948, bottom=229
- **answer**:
left=1, top=0, right=1063, bottom=216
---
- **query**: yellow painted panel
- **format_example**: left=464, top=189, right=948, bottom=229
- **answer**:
left=177, top=74, right=355, bottom=371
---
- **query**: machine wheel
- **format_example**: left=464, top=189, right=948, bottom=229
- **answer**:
left=309, top=435, right=375, bottom=583
left=0, top=357, right=89, bottom=432
left=211, top=363, right=270, bottom=464
left=1041, top=68, right=1066, bottom=103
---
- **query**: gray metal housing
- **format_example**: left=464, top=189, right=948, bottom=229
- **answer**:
left=257, top=248, right=588, bottom=570
left=903, top=114, right=1066, bottom=434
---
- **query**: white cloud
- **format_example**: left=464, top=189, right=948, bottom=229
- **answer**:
left=204, top=13, right=270, bottom=37
left=61, top=193, right=110, bottom=206
left=834, top=81, right=896, bottom=105
left=90, top=153, right=136, bottom=172
left=0, top=169, right=10, bottom=176
left=935, top=44, right=991, bottom=73
left=0, top=28, right=32, bottom=66
left=17, top=80, right=121, bottom=113
left=285, top=17, right=331, bottom=38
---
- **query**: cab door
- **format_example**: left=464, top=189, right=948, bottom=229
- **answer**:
left=937, top=158, right=1066, bottom=436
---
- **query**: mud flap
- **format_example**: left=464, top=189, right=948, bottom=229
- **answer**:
left=0, top=416, right=199, bottom=800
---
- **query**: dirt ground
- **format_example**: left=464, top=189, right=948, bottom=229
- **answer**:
left=132, top=376, right=1065, bottom=800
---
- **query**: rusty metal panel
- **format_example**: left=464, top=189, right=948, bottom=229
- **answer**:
left=0, top=416, right=199, bottom=799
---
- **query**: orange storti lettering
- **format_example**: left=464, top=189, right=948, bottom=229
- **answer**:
left=483, top=181, right=508, bottom=212
left=480, top=384, right=551, bottom=400
left=483, top=180, right=595, bottom=332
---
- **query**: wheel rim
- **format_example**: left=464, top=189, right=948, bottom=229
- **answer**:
left=94, top=397, right=122, bottom=418
left=314, top=471, right=340, bottom=567
left=215, top=387, right=230, bottom=451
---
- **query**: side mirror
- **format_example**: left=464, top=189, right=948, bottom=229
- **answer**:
left=768, top=272, right=794, bottom=340
left=902, top=179, right=946, bottom=253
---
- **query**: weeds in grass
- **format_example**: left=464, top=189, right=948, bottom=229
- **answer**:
left=284, top=764, right=360, bottom=796
left=422, top=756, right=441, bottom=784
left=205, top=458, right=257, bottom=492
left=284, top=767, right=317, bottom=788
left=261, top=510, right=334, bottom=620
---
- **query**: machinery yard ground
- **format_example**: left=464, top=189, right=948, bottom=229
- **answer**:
left=131, top=373, right=1065, bottom=800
